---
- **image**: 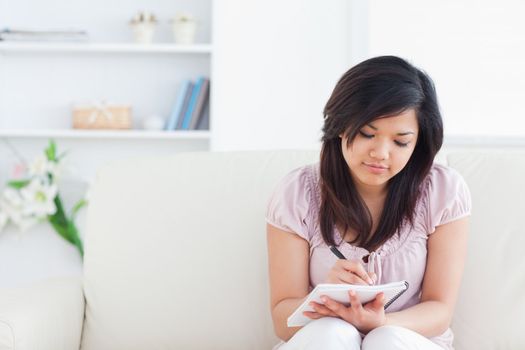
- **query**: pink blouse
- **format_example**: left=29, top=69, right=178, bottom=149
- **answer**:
left=266, top=162, right=472, bottom=349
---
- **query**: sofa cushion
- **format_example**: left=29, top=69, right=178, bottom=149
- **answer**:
left=0, top=277, right=83, bottom=350
left=0, top=322, right=12, bottom=350
left=448, top=152, right=525, bottom=350
left=81, top=151, right=319, bottom=350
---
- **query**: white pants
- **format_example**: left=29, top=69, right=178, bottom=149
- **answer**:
left=276, top=317, right=443, bottom=350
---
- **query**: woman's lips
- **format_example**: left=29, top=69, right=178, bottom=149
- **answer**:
left=363, top=163, right=389, bottom=174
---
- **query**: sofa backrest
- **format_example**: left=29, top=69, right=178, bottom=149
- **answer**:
left=81, top=151, right=319, bottom=350
left=448, top=152, right=525, bottom=350
left=81, top=150, right=525, bottom=350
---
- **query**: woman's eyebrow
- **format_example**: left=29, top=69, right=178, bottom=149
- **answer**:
left=366, top=123, right=415, bottom=136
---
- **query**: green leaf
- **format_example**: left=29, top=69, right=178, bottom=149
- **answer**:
left=45, top=139, right=57, bottom=161
left=48, top=216, right=74, bottom=243
left=47, top=195, right=84, bottom=258
left=48, top=218, right=84, bottom=258
left=50, top=195, right=68, bottom=227
left=71, top=199, right=88, bottom=220
left=7, top=179, right=30, bottom=189
left=67, top=220, right=84, bottom=258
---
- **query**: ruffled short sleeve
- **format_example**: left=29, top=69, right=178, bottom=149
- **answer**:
left=423, top=164, right=472, bottom=235
left=265, top=165, right=314, bottom=242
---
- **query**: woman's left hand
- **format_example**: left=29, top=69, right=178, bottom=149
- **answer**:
left=303, top=291, right=387, bottom=334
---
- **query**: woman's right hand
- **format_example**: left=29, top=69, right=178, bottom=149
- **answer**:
left=325, top=259, right=376, bottom=285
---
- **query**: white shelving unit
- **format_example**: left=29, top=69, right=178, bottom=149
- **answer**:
left=0, top=40, right=212, bottom=138
left=0, top=0, right=212, bottom=141
left=0, top=42, right=213, bottom=54
left=0, top=128, right=211, bottom=139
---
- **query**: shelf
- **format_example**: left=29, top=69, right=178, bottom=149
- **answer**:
left=444, top=135, right=525, bottom=147
left=0, top=129, right=211, bottom=140
left=0, top=42, right=213, bottom=54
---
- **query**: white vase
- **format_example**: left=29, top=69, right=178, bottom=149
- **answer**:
left=131, top=22, right=156, bottom=44
left=172, top=21, right=197, bottom=44
left=142, top=115, right=165, bottom=131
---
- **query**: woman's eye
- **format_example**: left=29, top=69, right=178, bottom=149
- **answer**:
left=360, top=131, right=409, bottom=147
left=395, top=141, right=410, bottom=147
left=359, top=131, right=373, bottom=138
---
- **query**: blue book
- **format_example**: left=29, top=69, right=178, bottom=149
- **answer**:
left=196, top=99, right=210, bottom=130
left=181, top=77, right=205, bottom=130
left=175, top=82, right=194, bottom=130
left=166, top=80, right=191, bottom=131
left=189, top=78, right=210, bottom=130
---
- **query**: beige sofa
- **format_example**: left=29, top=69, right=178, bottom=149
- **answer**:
left=0, top=150, right=524, bottom=350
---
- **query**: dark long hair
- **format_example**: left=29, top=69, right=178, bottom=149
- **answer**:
left=320, top=56, right=443, bottom=251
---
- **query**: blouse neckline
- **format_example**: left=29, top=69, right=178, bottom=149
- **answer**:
left=308, top=162, right=429, bottom=260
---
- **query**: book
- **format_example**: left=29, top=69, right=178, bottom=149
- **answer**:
left=175, top=81, right=194, bottom=130
left=0, top=28, right=89, bottom=42
left=196, top=99, right=210, bottom=130
left=189, top=78, right=210, bottom=130
left=165, top=80, right=192, bottom=131
left=287, top=280, right=409, bottom=327
left=181, top=77, right=205, bottom=130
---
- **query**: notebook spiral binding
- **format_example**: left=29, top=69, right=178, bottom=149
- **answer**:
left=384, top=281, right=409, bottom=310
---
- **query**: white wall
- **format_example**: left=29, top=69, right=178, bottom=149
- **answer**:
left=211, top=0, right=353, bottom=151
left=211, top=0, right=525, bottom=151
left=367, top=0, right=525, bottom=138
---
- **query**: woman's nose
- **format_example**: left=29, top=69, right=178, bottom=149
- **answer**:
left=369, top=142, right=389, bottom=160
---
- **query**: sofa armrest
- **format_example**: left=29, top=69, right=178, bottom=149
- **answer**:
left=0, top=277, right=84, bottom=350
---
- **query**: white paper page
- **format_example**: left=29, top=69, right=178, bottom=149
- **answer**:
left=287, top=280, right=408, bottom=327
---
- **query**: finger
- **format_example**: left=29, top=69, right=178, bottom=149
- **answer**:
left=369, top=292, right=385, bottom=310
left=339, top=260, right=374, bottom=285
left=337, top=271, right=372, bottom=285
left=303, top=311, right=323, bottom=319
left=348, top=290, right=363, bottom=311
left=321, top=296, right=346, bottom=316
left=310, top=301, right=338, bottom=317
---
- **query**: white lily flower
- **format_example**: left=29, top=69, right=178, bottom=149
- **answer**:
left=2, top=187, right=22, bottom=205
left=1, top=187, right=24, bottom=223
left=29, top=155, right=61, bottom=179
left=12, top=215, right=38, bottom=232
left=20, top=178, right=58, bottom=217
left=0, top=188, right=39, bottom=231
left=28, top=155, right=48, bottom=176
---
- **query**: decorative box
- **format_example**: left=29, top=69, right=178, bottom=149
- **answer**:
left=72, top=102, right=133, bottom=130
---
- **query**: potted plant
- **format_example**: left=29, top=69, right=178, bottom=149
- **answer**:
left=130, top=11, right=158, bottom=44
left=171, top=13, right=197, bottom=44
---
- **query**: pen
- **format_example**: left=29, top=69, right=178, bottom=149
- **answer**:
left=329, top=245, right=347, bottom=259
left=329, top=245, right=375, bottom=285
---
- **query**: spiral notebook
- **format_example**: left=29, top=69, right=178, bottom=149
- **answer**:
left=287, top=280, right=409, bottom=327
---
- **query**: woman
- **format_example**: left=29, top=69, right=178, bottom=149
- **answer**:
left=266, top=56, right=471, bottom=349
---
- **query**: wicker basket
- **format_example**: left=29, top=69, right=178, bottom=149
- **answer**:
left=72, top=104, right=132, bottom=130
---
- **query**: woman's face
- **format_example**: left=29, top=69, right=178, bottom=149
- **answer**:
left=340, top=109, right=419, bottom=196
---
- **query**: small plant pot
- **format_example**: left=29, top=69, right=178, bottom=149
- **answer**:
left=131, top=22, right=156, bottom=44
left=172, top=20, right=197, bottom=44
